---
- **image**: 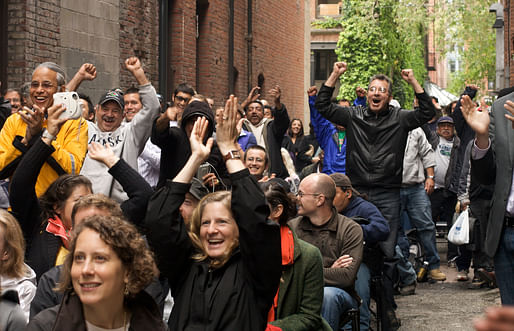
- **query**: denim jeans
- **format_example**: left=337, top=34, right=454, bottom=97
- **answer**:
left=401, top=184, right=441, bottom=269
left=354, top=264, right=371, bottom=331
left=494, top=227, right=514, bottom=305
left=355, top=187, right=401, bottom=259
left=395, top=245, right=417, bottom=286
left=322, top=286, right=358, bottom=331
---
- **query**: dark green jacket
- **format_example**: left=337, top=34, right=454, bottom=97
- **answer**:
left=269, top=230, right=332, bottom=331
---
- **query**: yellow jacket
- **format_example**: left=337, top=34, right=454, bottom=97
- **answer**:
left=0, top=113, right=88, bottom=196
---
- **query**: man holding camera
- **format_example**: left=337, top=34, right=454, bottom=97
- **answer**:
left=80, top=57, right=160, bottom=203
left=0, top=62, right=89, bottom=197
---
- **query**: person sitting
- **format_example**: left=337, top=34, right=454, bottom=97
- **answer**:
left=241, top=86, right=290, bottom=179
left=244, top=145, right=269, bottom=181
left=0, top=209, right=37, bottom=322
left=289, top=173, right=364, bottom=331
left=9, top=124, right=92, bottom=280
left=144, top=96, right=282, bottom=330
left=261, top=181, right=331, bottom=331
left=80, top=57, right=160, bottom=203
left=330, top=173, right=390, bottom=331
left=0, top=62, right=88, bottom=197
left=27, top=215, right=166, bottom=330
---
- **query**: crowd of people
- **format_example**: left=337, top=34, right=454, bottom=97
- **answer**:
left=0, top=57, right=512, bottom=331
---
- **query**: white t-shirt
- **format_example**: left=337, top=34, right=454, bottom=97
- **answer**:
left=434, top=136, right=453, bottom=189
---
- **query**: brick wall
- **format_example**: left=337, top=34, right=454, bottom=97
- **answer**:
left=7, top=0, right=60, bottom=90
left=166, top=0, right=306, bottom=118
left=119, top=0, right=160, bottom=89
left=4, top=0, right=306, bottom=116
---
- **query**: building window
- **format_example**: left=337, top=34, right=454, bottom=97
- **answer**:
left=316, top=0, right=341, bottom=18
left=314, top=50, right=338, bottom=81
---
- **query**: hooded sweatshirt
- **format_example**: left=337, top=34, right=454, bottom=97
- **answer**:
left=0, top=264, right=37, bottom=321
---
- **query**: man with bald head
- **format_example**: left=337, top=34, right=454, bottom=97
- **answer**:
left=289, top=173, right=364, bottom=331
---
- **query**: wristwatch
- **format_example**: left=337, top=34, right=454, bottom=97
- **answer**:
left=223, top=150, right=241, bottom=161
left=41, top=129, right=57, bottom=141
left=427, top=175, right=435, bottom=179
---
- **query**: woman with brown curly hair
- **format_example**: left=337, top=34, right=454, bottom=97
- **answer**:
left=27, top=215, right=165, bottom=331
left=145, top=96, right=281, bottom=330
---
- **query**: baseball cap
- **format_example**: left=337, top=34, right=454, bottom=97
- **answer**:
left=98, top=88, right=124, bottom=109
left=329, top=173, right=360, bottom=197
left=437, top=116, right=454, bottom=125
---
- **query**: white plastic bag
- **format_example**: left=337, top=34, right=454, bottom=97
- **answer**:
left=448, top=209, right=470, bottom=245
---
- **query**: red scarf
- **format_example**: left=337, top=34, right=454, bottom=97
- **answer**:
left=46, top=215, right=71, bottom=249
left=267, top=225, right=295, bottom=323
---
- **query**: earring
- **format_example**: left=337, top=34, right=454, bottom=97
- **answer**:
left=124, top=283, right=129, bottom=296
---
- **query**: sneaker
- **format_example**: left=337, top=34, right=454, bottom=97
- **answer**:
left=429, top=268, right=447, bottom=281
left=468, top=275, right=487, bottom=289
left=456, top=270, right=469, bottom=281
left=398, top=282, right=416, bottom=296
left=476, top=268, right=497, bottom=289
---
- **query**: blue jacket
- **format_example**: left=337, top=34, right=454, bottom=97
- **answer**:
left=237, top=129, right=257, bottom=152
left=309, top=95, right=346, bottom=174
left=342, top=196, right=390, bottom=245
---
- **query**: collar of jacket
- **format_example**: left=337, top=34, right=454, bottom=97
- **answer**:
left=364, top=105, right=392, bottom=119
left=297, top=208, right=339, bottom=232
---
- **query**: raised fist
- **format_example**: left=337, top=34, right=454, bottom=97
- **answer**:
left=307, top=86, right=318, bottom=97
left=125, top=57, right=142, bottom=73
left=400, top=69, right=414, bottom=83
left=332, top=62, right=347, bottom=76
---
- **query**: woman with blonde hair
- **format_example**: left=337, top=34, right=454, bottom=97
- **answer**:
left=145, top=96, right=282, bottom=330
left=28, top=215, right=165, bottom=330
left=0, top=209, right=37, bottom=322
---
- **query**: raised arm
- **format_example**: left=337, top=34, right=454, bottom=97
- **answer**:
left=314, top=63, right=352, bottom=127
left=65, top=63, right=97, bottom=92
left=143, top=117, right=212, bottom=293
left=218, top=95, right=281, bottom=303
left=399, top=69, right=436, bottom=130
left=87, top=142, right=153, bottom=226
left=124, top=57, right=160, bottom=154
left=269, top=85, right=290, bottom=138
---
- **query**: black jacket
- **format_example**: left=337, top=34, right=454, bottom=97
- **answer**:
left=152, top=101, right=229, bottom=189
left=315, top=84, right=435, bottom=189
left=9, top=138, right=153, bottom=280
left=144, top=169, right=282, bottom=331
left=27, top=290, right=166, bottom=331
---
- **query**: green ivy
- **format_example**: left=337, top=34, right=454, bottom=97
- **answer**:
left=334, top=0, right=428, bottom=108
left=311, top=16, right=344, bottom=29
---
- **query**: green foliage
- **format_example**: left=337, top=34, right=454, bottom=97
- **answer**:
left=434, top=0, right=496, bottom=93
left=311, top=16, right=344, bottom=29
left=334, top=0, right=428, bottom=107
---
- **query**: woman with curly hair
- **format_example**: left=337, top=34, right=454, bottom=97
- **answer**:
left=27, top=215, right=165, bottom=331
left=145, top=96, right=281, bottom=330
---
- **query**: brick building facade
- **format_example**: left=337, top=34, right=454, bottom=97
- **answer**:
left=1, top=0, right=308, bottom=118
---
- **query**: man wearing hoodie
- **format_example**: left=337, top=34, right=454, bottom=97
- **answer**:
left=80, top=57, right=160, bottom=203
left=152, top=100, right=228, bottom=189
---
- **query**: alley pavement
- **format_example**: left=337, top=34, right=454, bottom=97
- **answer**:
left=394, top=239, right=501, bottom=331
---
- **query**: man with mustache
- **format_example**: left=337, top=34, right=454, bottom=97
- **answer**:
left=80, top=57, right=160, bottom=203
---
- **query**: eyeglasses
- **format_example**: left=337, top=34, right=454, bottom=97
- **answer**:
left=175, top=95, right=191, bottom=103
left=30, top=81, right=55, bottom=90
left=297, top=191, right=320, bottom=198
left=368, top=86, right=387, bottom=94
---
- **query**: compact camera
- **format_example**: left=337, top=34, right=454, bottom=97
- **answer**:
left=53, top=92, right=82, bottom=120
